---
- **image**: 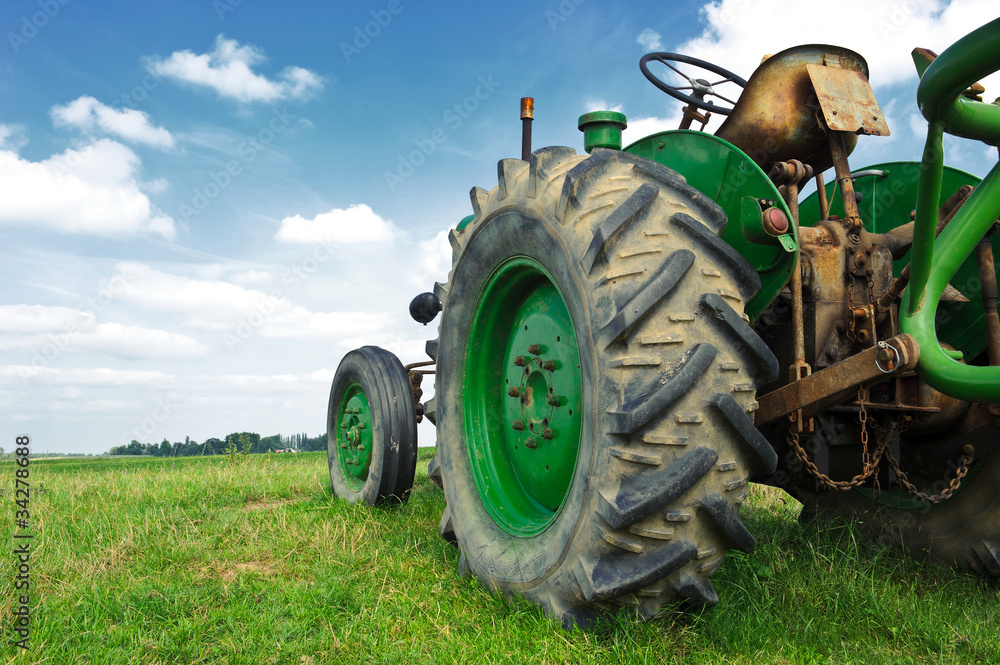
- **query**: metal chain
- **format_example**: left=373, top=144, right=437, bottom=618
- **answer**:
left=789, top=410, right=974, bottom=502
left=786, top=387, right=888, bottom=490
left=874, top=420, right=975, bottom=504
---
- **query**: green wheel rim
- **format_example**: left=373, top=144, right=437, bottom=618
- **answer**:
left=336, top=383, right=373, bottom=492
left=465, top=257, right=583, bottom=537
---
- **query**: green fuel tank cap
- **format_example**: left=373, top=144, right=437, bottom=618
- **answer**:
left=578, top=111, right=627, bottom=153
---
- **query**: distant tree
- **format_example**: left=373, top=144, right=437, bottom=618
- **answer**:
left=225, top=432, right=260, bottom=454
left=301, top=435, right=326, bottom=452
left=260, top=434, right=281, bottom=453
left=204, top=438, right=224, bottom=455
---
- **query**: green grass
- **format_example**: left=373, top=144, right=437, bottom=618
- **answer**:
left=1, top=451, right=997, bottom=664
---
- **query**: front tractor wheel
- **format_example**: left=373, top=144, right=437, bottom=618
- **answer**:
left=428, top=148, right=780, bottom=628
left=327, top=346, right=417, bottom=506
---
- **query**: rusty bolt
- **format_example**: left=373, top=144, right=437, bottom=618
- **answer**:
left=854, top=253, right=868, bottom=268
left=542, top=428, right=553, bottom=440
left=525, top=438, right=537, bottom=449
left=512, top=420, right=524, bottom=431
left=528, top=344, right=541, bottom=355
left=542, top=360, right=556, bottom=371
left=513, top=356, right=526, bottom=367
left=357, top=423, right=365, bottom=430
left=508, top=386, right=520, bottom=397
left=547, top=395, right=560, bottom=407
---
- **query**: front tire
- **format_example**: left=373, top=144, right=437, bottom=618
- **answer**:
left=429, top=148, right=779, bottom=628
left=327, top=346, right=417, bottom=506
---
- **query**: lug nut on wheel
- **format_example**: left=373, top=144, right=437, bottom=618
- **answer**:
left=525, top=438, right=537, bottom=449
left=528, top=344, right=541, bottom=355
left=508, top=386, right=520, bottom=397
left=512, top=420, right=525, bottom=431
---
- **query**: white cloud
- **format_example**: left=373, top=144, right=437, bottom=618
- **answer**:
left=0, top=124, right=28, bottom=151
left=676, top=0, right=1000, bottom=90
left=637, top=28, right=663, bottom=52
left=412, top=227, right=454, bottom=288
left=147, top=35, right=324, bottom=103
left=585, top=99, right=624, bottom=113
left=622, top=115, right=685, bottom=147
left=0, top=139, right=177, bottom=240
left=115, top=262, right=392, bottom=339
left=0, top=304, right=95, bottom=333
left=0, top=305, right=207, bottom=360
left=275, top=204, right=397, bottom=244
left=76, top=323, right=209, bottom=358
left=51, top=96, right=175, bottom=150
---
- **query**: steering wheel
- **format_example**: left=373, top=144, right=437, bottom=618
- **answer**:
left=639, top=52, right=747, bottom=115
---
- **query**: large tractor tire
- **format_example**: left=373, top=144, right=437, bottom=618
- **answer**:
left=426, top=147, right=780, bottom=628
left=798, top=408, right=1000, bottom=574
left=327, top=346, right=417, bottom=506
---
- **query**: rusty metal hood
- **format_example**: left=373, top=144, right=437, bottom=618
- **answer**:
left=715, top=44, right=877, bottom=173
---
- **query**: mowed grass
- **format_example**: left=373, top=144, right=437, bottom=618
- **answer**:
left=0, top=450, right=996, bottom=664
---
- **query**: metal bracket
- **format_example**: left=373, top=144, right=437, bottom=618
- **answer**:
left=755, top=333, right=920, bottom=427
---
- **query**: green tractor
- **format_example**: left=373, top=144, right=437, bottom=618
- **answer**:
left=327, top=19, right=1000, bottom=628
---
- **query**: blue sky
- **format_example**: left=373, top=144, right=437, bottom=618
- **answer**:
left=1, top=0, right=998, bottom=454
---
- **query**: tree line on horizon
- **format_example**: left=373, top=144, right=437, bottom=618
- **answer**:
left=106, top=432, right=327, bottom=456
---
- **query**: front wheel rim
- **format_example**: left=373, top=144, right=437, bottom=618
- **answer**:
left=464, top=257, right=583, bottom=537
left=336, top=382, right=373, bottom=492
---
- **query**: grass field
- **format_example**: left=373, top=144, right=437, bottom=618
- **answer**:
left=1, top=450, right=997, bottom=664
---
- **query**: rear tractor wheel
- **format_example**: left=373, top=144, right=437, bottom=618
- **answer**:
left=426, top=147, right=780, bottom=628
left=327, top=346, right=418, bottom=506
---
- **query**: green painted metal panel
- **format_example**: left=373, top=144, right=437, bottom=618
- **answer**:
left=624, top=130, right=797, bottom=320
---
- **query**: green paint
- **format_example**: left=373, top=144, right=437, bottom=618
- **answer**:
left=901, top=18, right=1000, bottom=401
left=578, top=111, right=628, bottom=153
left=464, top=258, right=582, bottom=537
left=624, top=130, right=798, bottom=319
left=335, top=383, right=373, bottom=492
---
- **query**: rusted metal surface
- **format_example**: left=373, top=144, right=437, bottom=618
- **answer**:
left=404, top=360, right=435, bottom=424
left=828, top=131, right=863, bottom=231
left=806, top=63, right=890, bottom=136
left=755, top=333, right=920, bottom=426
left=815, top=172, right=829, bottom=220
left=769, top=159, right=815, bottom=431
left=716, top=44, right=868, bottom=172
left=976, top=233, right=1000, bottom=366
